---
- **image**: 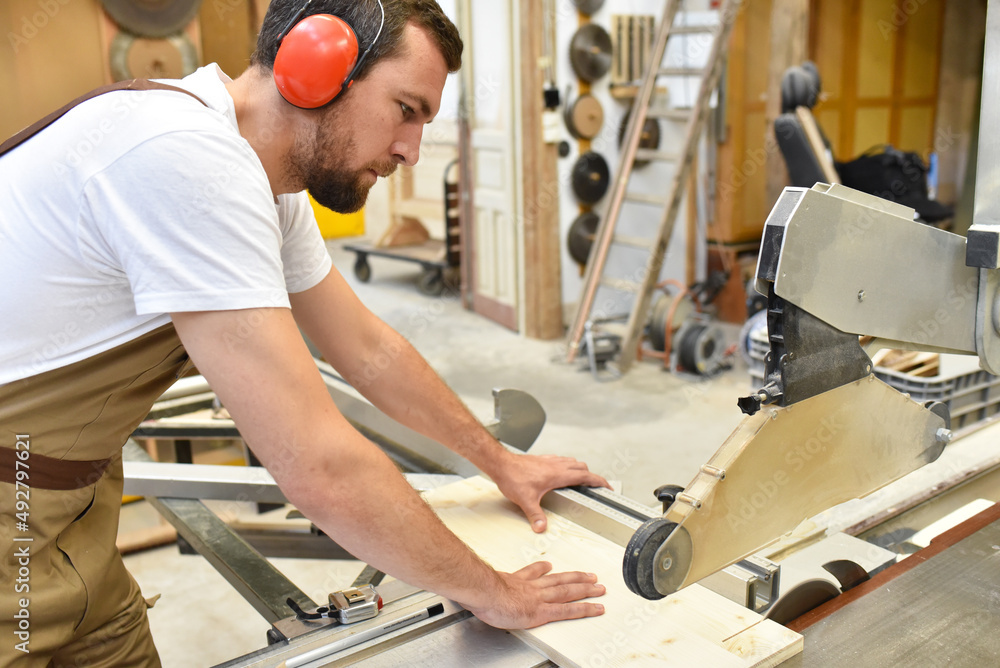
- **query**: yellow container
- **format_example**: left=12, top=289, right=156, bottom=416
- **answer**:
left=310, top=193, right=365, bottom=239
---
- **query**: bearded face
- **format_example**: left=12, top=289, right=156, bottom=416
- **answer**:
left=288, top=105, right=397, bottom=214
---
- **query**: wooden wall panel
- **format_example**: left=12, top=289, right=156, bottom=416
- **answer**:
left=901, top=1, right=940, bottom=99
left=811, top=0, right=844, bottom=99
left=856, top=0, right=893, bottom=99
left=853, top=107, right=891, bottom=156
left=199, top=0, right=257, bottom=78
left=810, top=0, right=944, bottom=166
left=816, top=108, right=840, bottom=152
left=899, top=106, right=935, bottom=158
left=0, top=0, right=107, bottom=140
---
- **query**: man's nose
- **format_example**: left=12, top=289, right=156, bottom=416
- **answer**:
left=391, top=125, right=423, bottom=166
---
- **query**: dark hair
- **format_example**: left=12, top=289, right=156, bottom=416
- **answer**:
left=250, top=0, right=462, bottom=77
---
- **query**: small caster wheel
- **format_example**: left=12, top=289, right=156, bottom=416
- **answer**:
left=354, top=256, right=371, bottom=283
left=418, top=268, right=444, bottom=296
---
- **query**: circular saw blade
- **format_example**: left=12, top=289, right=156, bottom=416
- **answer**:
left=110, top=32, right=199, bottom=81
left=565, top=92, right=604, bottom=140
left=765, top=579, right=840, bottom=625
left=571, top=151, right=610, bottom=204
left=569, top=24, right=613, bottom=82
left=571, top=0, right=606, bottom=16
left=618, top=110, right=661, bottom=167
left=567, top=211, right=600, bottom=265
left=101, top=0, right=202, bottom=39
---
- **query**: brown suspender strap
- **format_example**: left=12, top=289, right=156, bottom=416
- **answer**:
left=0, top=79, right=209, bottom=157
left=0, top=445, right=112, bottom=491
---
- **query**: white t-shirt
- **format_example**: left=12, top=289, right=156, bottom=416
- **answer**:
left=0, top=65, right=333, bottom=385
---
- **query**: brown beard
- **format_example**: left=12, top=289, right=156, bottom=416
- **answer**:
left=288, top=109, right=397, bottom=214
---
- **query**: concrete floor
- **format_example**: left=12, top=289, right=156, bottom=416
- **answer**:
left=122, top=241, right=1000, bottom=666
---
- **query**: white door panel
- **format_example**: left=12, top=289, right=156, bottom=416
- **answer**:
left=459, top=0, right=519, bottom=330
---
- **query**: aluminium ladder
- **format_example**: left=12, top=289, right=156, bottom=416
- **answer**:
left=565, top=0, right=742, bottom=373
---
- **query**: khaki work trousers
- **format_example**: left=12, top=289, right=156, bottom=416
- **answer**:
left=1, top=325, right=192, bottom=667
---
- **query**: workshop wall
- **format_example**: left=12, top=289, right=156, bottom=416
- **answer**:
left=0, top=0, right=252, bottom=141
left=1, top=0, right=109, bottom=140
left=555, top=0, right=715, bottom=319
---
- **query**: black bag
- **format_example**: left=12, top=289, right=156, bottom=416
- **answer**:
left=835, top=145, right=953, bottom=223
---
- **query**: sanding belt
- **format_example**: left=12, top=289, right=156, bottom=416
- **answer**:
left=0, top=79, right=207, bottom=490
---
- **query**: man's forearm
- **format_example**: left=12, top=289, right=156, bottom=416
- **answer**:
left=336, top=323, right=512, bottom=477
left=274, top=428, right=506, bottom=611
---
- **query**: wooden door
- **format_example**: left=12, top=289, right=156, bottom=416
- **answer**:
left=456, top=0, right=519, bottom=331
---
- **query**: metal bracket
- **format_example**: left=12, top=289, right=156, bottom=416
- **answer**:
left=700, top=556, right=780, bottom=613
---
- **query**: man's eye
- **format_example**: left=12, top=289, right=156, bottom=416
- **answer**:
left=400, top=103, right=414, bottom=117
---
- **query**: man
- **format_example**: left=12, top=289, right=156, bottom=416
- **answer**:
left=0, top=1, right=608, bottom=665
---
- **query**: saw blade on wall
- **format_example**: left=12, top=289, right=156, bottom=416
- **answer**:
left=110, top=32, right=199, bottom=81
left=101, top=0, right=202, bottom=39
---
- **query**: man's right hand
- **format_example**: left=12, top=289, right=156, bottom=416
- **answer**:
left=467, top=561, right=606, bottom=630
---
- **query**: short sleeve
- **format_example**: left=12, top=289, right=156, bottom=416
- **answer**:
left=276, top=192, right=334, bottom=293
left=80, top=130, right=291, bottom=315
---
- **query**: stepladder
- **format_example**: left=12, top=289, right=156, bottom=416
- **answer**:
left=564, top=0, right=742, bottom=375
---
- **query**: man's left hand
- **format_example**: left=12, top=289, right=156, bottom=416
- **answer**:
left=491, top=452, right=611, bottom=533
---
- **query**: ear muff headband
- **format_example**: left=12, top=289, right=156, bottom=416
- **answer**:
left=273, top=0, right=385, bottom=109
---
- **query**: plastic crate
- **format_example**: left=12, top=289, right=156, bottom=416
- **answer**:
left=747, top=335, right=1000, bottom=433
left=874, top=355, right=1000, bottom=433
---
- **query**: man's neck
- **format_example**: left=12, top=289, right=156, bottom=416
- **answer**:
left=226, top=68, right=301, bottom=197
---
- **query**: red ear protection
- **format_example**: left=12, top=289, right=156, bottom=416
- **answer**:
left=273, top=14, right=360, bottom=109
left=272, top=1, right=384, bottom=109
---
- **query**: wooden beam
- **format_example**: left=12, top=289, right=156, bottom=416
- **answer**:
left=519, top=0, right=562, bottom=340
left=765, top=0, right=810, bottom=208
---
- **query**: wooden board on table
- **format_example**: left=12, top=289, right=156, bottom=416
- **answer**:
left=422, top=477, right=802, bottom=667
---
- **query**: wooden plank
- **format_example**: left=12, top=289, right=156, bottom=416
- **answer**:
left=422, top=477, right=802, bottom=667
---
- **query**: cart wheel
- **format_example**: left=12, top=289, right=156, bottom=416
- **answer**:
left=418, top=268, right=445, bottom=296
left=353, top=256, right=371, bottom=283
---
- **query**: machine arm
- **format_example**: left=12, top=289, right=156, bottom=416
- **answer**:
left=624, top=181, right=1000, bottom=599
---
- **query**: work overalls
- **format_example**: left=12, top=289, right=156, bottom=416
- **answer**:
left=1, top=81, right=206, bottom=667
